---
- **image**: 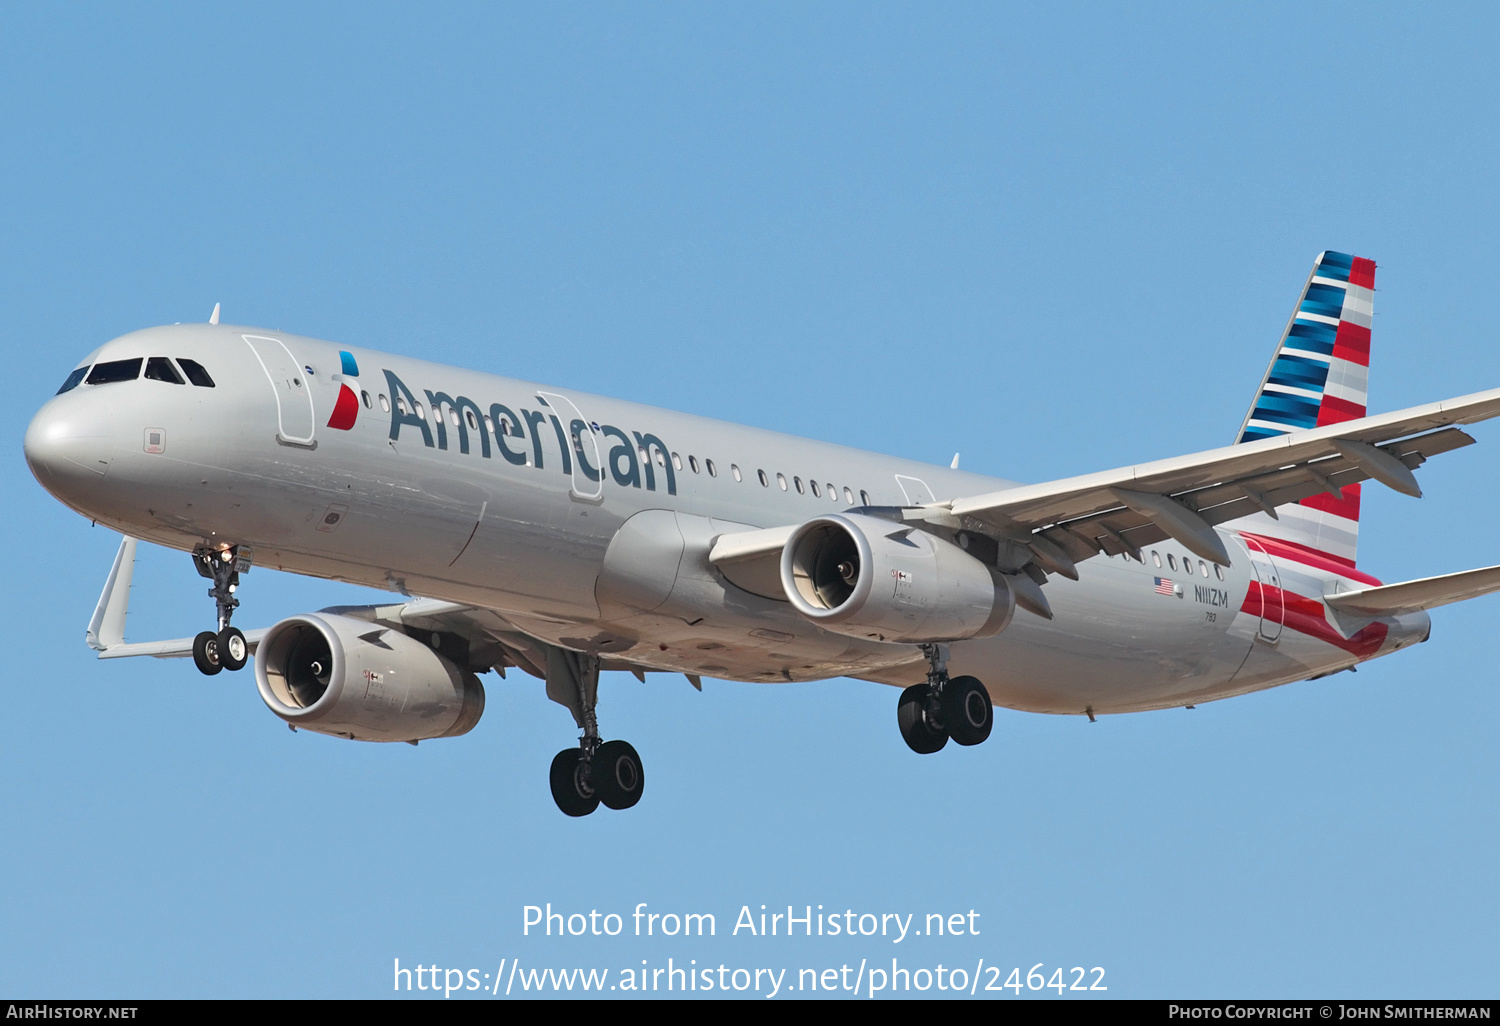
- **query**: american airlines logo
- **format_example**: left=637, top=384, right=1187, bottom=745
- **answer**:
left=378, top=370, right=679, bottom=495
left=326, top=349, right=362, bottom=431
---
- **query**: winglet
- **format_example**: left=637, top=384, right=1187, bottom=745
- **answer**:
left=87, top=536, right=137, bottom=651
left=209, top=303, right=220, bottom=326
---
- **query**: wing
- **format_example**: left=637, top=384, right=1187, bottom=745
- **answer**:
left=85, top=535, right=679, bottom=681
left=936, top=386, right=1500, bottom=576
left=707, top=387, right=1500, bottom=596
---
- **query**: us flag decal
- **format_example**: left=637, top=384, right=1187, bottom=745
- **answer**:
left=1154, top=577, right=1176, bottom=596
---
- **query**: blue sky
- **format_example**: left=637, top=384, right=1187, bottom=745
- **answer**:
left=3, top=2, right=1498, bottom=998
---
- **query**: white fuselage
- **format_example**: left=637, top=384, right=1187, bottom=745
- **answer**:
left=24, top=324, right=1432, bottom=716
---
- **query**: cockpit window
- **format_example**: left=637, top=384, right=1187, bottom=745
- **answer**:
left=176, top=358, right=215, bottom=388
left=56, top=367, right=89, bottom=394
left=144, top=357, right=185, bottom=384
left=85, top=358, right=142, bottom=385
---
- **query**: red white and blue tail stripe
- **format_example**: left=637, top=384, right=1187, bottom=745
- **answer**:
left=1229, top=251, right=1375, bottom=568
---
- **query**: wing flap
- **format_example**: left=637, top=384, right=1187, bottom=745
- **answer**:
left=1326, top=565, right=1500, bottom=617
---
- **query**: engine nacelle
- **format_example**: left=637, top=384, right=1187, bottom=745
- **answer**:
left=255, top=612, right=485, bottom=743
left=780, top=513, right=1015, bottom=643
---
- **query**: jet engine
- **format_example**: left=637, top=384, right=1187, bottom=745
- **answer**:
left=255, top=612, right=485, bottom=742
left=780, top=513, right=1015, bottom=643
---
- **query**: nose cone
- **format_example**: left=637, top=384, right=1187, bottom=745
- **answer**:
left=24, top=396, right=117, bottom=503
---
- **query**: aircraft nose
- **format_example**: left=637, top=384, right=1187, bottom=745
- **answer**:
left=24, top=397, right=116, bottom=494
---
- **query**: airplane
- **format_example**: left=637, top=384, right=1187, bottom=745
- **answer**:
left=24, top=252, right=1500, bottom=816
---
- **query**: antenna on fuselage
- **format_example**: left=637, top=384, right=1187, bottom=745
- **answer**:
left=209, top=303, right=221, bottom=325
left=950, top=453, right=960, bottom=469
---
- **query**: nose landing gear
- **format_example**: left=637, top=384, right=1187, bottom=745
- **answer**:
left=190, top=544, right=250, bottom=676
left=544, top=648, right=646, bottom=816
left=897, top=643, right=994, bottom=754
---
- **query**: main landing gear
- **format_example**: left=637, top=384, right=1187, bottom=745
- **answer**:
left=897, top=643, right=994, bottom=754
left=190, top=544, right=249, bottom=676
left=544, top=649, right=645, bottom=816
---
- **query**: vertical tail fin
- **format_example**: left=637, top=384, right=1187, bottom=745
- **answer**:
left=1229, top=251, right=1375, bottom=567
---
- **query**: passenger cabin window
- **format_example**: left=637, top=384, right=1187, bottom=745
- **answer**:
left=860, top=490, right=870, bottom=505
left=827, top=483, right=837, bottom=503
left=176, top=358, right=215, bottom=387
left=689, top=455, right=699, bottom=474
left=671, top=452, right=683, bottom=472
left=56, top=367, right=89, bottom=394
left=809, top=480, right=820, bottom=497
left=144, top=357, right=185, bottom=384
left=1199, top=561, right=1209, bottom=578
left=843, top=486, right=854, bottom=504
left=379, top=394, right=391, bottom=413
left=361, top=391, right=372, bottom=409
left=1151, top=551, right=1161, bottom=568
left=794, top=476, right=804, bottom=494
left=86, top=359, right=142, bottom=385
left=706, top=459, right=718, bottom=478
left=1167, top=554, right=1178, bottom=571
left=1215, top=565, right=1225, bottom=581
left=731, top=464, right=742, bottom=482
left=758, top=470, right=769, bottom=487
left=777, top=473, right=788, bottom=491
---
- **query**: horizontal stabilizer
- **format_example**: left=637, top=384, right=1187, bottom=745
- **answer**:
left=1326, top=564, right=1500, bottom=617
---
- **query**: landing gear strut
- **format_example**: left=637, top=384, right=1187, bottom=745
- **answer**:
left=544, top=648, right=645, bottom=816
left=190, top=544, right=249, bottom=676
left=897, top=643, right=993, bottom=754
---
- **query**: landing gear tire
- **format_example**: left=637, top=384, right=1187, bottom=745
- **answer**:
left=943, top=675, right=993, bottom=746
left=218, top=627, right=248, bottom=671
left=192, top=631, right=223, bottom=676
left=897, top=683, right=948, bottom=754
left=594, top=740, right=645, bottom=810
left=549, top=748, right=600, bottom=817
